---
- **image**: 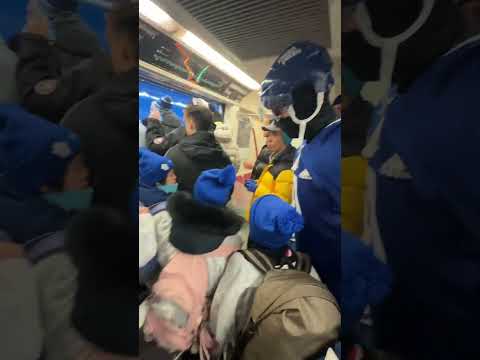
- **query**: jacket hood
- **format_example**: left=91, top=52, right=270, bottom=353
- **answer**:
left=179, top=131, right=230, bottom=164
left=167, top=191, right=243, bottom=254
left=0, top=182, right=69, bottom=244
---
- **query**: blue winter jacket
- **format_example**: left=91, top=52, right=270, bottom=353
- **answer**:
left=295, top=120, right=391, bottom=334
left=370, top=38, right=480, bottom=358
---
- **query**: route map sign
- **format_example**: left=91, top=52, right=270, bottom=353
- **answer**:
left=140, top=23, right=250, bottom=102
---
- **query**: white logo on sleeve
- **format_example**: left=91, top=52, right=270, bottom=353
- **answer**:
left=379, top=154, right=412, bottom=179
left=51, top=142, right=72, bottom=159
left=298, top=169, right=313, bottom=180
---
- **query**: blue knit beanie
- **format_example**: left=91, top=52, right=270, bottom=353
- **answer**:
left=250, top=195, right=304, bottom=249
left=193, top=165, right=236, bottom=207
left=0, top=105, right=81, bottom=195
left=139, top=147, right=173, bottom=187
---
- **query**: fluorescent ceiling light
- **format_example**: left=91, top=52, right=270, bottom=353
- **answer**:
left=139, top=0, right=173, bottom=26
left=139, top=0, right=260, bottom=91
left=181, top=31, right=261, bottom=91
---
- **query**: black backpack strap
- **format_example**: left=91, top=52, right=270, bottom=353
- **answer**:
left=24, top=231, right=65, bottom=264
left=295, top=251, right=312, bottom=273
left=238, top=249, right=274, bottom=274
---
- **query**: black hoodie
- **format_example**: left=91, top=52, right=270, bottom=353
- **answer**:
left=166, top=131, right=232, bottom=193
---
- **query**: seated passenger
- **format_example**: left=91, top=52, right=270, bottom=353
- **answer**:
left=139, top=147, right=177, bottom=213
left=141, top=165, right=243, bottom=358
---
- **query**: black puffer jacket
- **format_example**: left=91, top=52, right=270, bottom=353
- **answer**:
left=146, top=120, right=186, bottom=156
left=166, top=131, right=232, bottom=193
left=251, top=145, right=272, bottom=180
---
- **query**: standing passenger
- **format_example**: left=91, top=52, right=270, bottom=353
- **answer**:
left=244, top=121, right=296, bottom=221
left=166, top=105, right=231, bottom=193
left=61, top=2, right=138, bottom=215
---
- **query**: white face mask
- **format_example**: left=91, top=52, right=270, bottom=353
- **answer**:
left=287, top=92, right=325, bottom=145
left=355, top=0, right=436, bottom=107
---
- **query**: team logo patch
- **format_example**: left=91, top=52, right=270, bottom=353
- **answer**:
left=51, top=142, right=72, bottom=159
left=34, top=79, right=58, bottom=96
left=161, top=164, right=170, bottom=171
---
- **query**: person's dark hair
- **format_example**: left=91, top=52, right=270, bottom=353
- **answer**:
left=333, top=95, right=342, bottom=106
left=184, top=105, right=214, bottom=131
left=109, top=3, right=139, bottom=59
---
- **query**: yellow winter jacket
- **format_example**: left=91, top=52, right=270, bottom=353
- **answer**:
left=246, top=146, right=296, bottom=222
left=341, top=155, right=367, bottom=237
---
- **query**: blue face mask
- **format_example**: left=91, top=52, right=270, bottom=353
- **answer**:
left=43, top=188, right=94, bottom=211
left=158, top=184, right=178, bottom=194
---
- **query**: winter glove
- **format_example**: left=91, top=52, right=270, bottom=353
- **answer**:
left=244, top=179, right=257, bottom=193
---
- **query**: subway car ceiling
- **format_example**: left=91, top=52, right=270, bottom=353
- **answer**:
left=173, top=0, right=331, bottom=60
left=139, top=0, right=340, bottom=108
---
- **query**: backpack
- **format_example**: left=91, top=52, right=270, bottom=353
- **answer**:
left=233, top=249, right=340, bottom=360
left=143, top=244, right=240, bottom=359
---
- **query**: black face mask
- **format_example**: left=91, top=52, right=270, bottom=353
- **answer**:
left=276, top=100, right=337, bottom=141
left=342, top=31, right=382, bottom=83
left=342, top=2, right=462, bottom=93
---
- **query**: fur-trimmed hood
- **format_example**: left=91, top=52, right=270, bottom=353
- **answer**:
left=167, top=191, right=243, bottom=254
